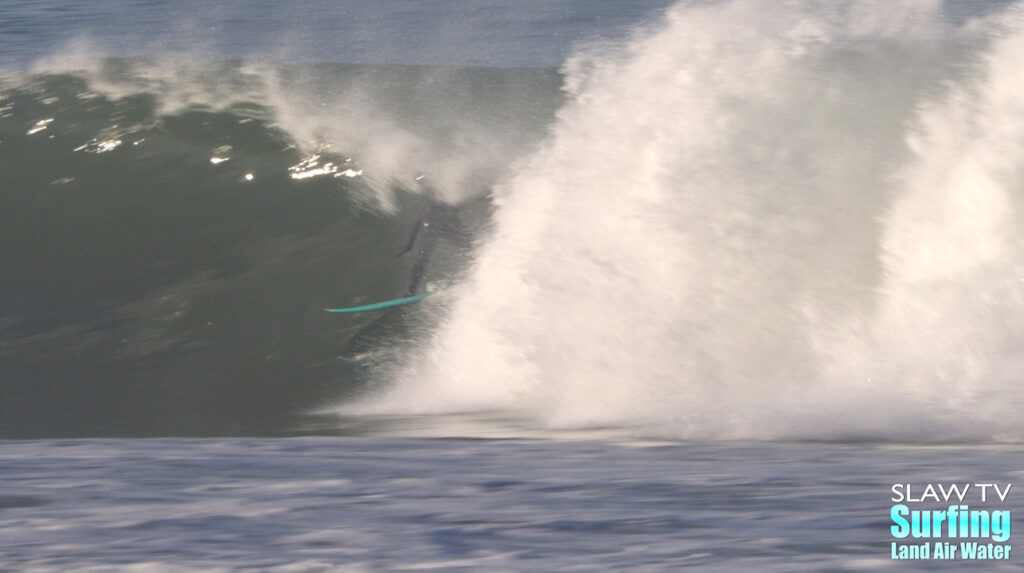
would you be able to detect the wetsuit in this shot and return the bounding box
[398,202,467,296]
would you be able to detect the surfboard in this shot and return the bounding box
[324,292,434,313]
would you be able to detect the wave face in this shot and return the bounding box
[0,60,562,437]
[353,0,1024,442]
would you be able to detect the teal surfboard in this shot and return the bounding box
[324,292,434,313]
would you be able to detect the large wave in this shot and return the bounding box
[350,0,1024,442]
[0,56,561,437]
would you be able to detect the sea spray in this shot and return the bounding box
[810,5,1024,441]
[18,52,561,209]
[356,0,1024,442]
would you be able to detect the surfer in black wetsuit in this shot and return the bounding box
[398,200,469,296]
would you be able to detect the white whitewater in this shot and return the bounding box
[355,0,1024,442]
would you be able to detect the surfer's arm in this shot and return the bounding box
[398,217,424,257]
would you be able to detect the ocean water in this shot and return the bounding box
[2,438,1021,572]
[3,0,1024,570]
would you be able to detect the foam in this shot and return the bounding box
[356,0,1024,442]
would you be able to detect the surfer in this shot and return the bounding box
[398,200,469,296]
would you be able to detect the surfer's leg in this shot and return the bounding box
[405,237,437,296]
[405,257,427,296]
